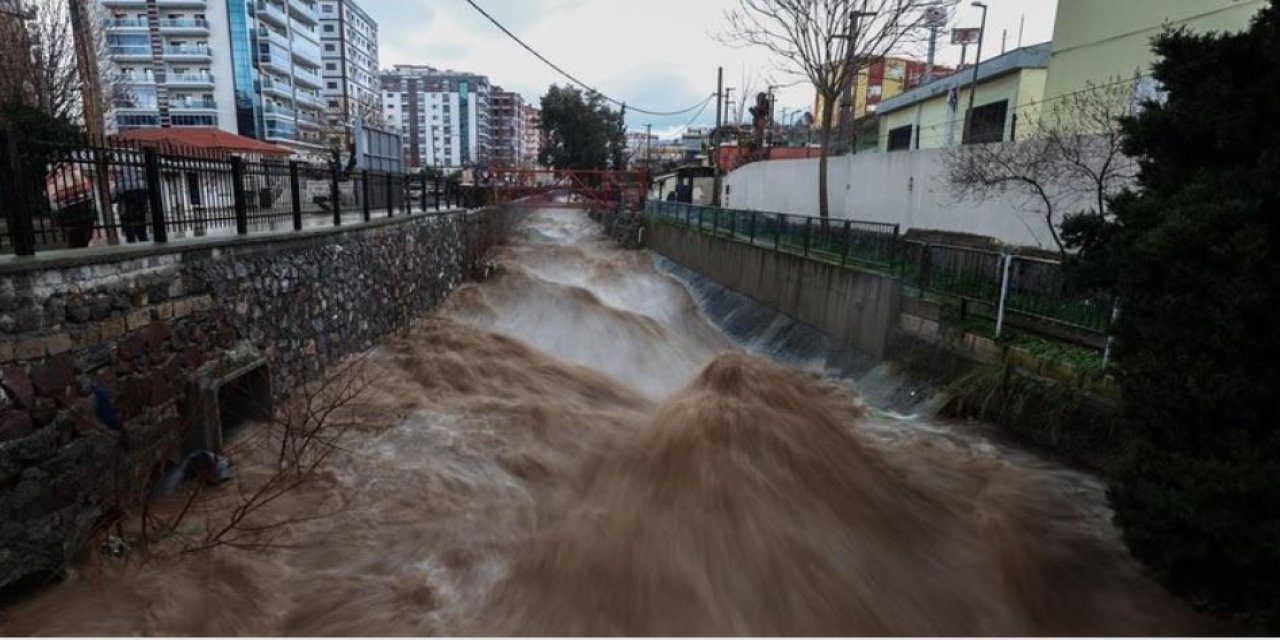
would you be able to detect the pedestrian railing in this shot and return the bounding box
[647,199,1117,343]
[0,131,468,256]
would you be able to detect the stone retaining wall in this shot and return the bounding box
[0,210,482,589]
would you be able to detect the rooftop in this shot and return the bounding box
[116,128,293,157]
[877,42,1052,115]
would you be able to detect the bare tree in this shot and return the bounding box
[0,0,124,123]
[944,77,1141,253]
[722,0,951,220]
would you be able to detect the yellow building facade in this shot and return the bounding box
[1041,0,1265,111]
[877,44,1049,151]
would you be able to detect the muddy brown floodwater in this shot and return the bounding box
[0,208,1211,636]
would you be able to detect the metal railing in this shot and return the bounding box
[646,200,900,269]
[647,199,1116,341]
[0,132,466,257]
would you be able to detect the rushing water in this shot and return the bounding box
[0,208,1209,635]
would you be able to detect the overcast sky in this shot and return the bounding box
[371,0,1058,138]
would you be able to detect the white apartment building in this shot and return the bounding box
[100,0,334,154]
[380,65,491,170]
[319,0,379,128]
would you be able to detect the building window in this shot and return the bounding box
[886,125,913,151]
[964,99,1009,145]
[323,24,334,32]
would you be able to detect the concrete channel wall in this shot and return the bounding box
[0,208,485,590]
[647,223,901,360]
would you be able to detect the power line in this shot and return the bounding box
[669,94,717,138]
[459,0,711,117]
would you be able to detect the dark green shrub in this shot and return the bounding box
[1062,2,1280,630]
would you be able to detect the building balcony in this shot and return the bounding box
[292,66,323,89]
[258,46,292,75]
[257,26,290,50]
[296,111,323,128]
[255,0,288,27]
[169,97,217,110]
[108,45,153,61]
[120,73,156,85]
[166,72,215,86]
[158,17,210,34]
[291,22,319,44]
[162,45,212,59]
[288,0,318,25]
[295,90,324,108]
[259,76,294,100]
[156,0,208,7]
[105,17,148,29]
[263,102,297,119]
[290,36,321,65]
[113,99,159,111]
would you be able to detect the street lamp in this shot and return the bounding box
[964,1,989,144]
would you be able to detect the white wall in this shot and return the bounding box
[723,149,1088,249]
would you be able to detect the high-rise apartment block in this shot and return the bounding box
[489,86,523,167]
[100,0,377,155]
[318,0,378,127]
[380,65,491,169]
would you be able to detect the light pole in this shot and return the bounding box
[964,1,989,144]
[644,123,652,171]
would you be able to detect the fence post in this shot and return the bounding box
[330,164,341,227]
[435,175,442,211]
[775,214,783,251]
[2,130,36,255]
[994,253,1015,338]
[803,217,812,256]
[419,172,428,213]
[920,243,932,292]
[728,209,737,238]
[289,161,303,231]
[360,170,371,221]
[890,224,901,272]
[230,156,248,235]
[144,148,168,243]
[841,220,852,266]
[385,172,394,217]
[712,207,719,234]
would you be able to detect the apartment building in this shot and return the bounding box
[319,0,379,127]
[520,104,541,166]
[380,65,491,169]
[101,0,335,154]
[489,86,523,167]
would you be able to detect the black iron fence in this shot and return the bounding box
[646,199,1117,341]
[646,200,901,269]
[0,131,467,256]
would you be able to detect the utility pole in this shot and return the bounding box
[712,67,723,207]
[964,1,989,145]
[834,10,876,154]
[644,122,652,171]
[68,0,118,240]
[923,6,947,85]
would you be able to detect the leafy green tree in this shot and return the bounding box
[1061,2,1280,630]
[538,85,626,172]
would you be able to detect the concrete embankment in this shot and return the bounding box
[645,220,1124,472]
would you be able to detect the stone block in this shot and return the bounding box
[154,302,175,321]
[125,309,151,332]
[30,355,74,399]
[14,338,46,361]
[101,317,126,340]
[44,334,72,357]
[2,366,34,410]
[0,341,14,364]
[0,410,33,441]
